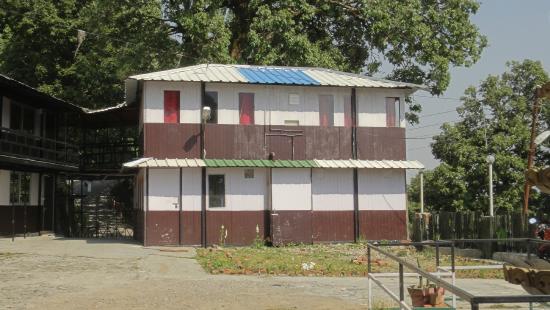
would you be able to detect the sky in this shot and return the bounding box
[405,0,550,178]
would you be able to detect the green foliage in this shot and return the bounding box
[0,0,178,108]
[1,0,487,117]
[409,60,550,213]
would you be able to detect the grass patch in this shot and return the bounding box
[196,243,503,278]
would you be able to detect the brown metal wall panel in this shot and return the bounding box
[233,126,266,159]
[206,211,266,246]
[204,124,235,159]
[181,211,202,245]
[339,127,353,159]
[143,123,200,158]
[0,205,41,236]
[358,210,408,240]
[312,211,354,242]
[356,127,405,160]
[271,210,312,245]
[143,123,402,160]
[231,211,266,245]
[0,206,11,236]
[145,211,179,246]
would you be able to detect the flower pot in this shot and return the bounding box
[428,286,446,306]
[407,286,429,307]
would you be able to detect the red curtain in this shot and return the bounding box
[239,93,254,125]
[164,90,180,123]
[386,97,396,127]
[319,95,334,127]
[344,95,352,128]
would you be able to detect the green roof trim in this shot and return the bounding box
[203,159,318,168]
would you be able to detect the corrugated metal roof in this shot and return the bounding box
[128,64,425,90]
[237,67,320,85]
[123,158,206,168]
[123,158,424,169]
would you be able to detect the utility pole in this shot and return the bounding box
[486,155,495,216]
[419,170,424,213]
[523,82,550,215]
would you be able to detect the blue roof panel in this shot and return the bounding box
[238,67,320,85]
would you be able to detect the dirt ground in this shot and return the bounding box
[0,235,535,310]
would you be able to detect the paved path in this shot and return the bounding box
[0,236,541,309]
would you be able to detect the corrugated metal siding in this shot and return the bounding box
[129,64,424,89]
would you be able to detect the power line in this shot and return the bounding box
[407,146,431,152]
[418,109,458,118]
[413,94,463,101]
[408,120,458,131]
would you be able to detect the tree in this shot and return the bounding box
[1,0,486,112]
[163,0,487,123]
[409,60,550,213]
[0,0,178,108]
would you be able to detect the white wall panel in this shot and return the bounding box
[181,168,201,211]
[356,88,407,128]
[141,81,408,128]
[206,168,267,211]
[148,168,180,211]
[0,170,9,205]
[206,84,268,125]
[272,168,311,211]
[143,81,201,123]
[30,173,39,205]
[358,169,406,211]
[312,169,353,211]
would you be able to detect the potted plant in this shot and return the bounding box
[407,259,446,307]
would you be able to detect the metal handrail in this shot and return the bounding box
[368,242,473,302]
[367,239,550,310]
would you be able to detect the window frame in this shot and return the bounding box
[10,171,31,205]
[208,174,226,208]
[163,90,180,124]
[343,95,352,128]
[239,92,255,125]
[204,91,218,124]
[9,101,35,134]
[385,97,400,128]
[318,94,334,127]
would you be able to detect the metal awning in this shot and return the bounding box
[313,159,424,169]
[123,158,424,169]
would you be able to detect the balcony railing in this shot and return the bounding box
[80,142,140,171]
[0,127,79,165]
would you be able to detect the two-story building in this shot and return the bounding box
[123,64,425,246]
[0,74,139,239]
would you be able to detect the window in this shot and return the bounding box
[244,169,254,179]
[344,95,352,128]
[10,171,31,205]
[288,94,300,105]
[10,103,21,130]
[164,90,180,123]
[208,175,225,208]
[204,91,218,123]
[385,97,400,127]
[284,120,299,126]
[239,93,254,125]
[9,102,35,134]
[319,95,334,127]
